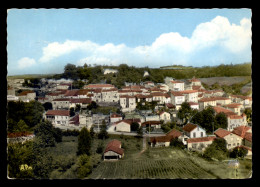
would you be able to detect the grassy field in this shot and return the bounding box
[46,136,252,179]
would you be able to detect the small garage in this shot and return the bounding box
[103,140,124,160]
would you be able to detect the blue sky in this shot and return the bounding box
[7,9,252,75]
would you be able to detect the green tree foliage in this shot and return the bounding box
[215,112,228,129]
[75,104,81,112]
[52,127,63,143]
[137,126,143,137]
[90,126,95,138]
[96,142,104,154]
[170,138,185,149]
[63,63,78,80]
[7,101,45,132]
[15,119,30,132]
[72,80,85,89]
[230,147,248,158]
[70,107,75,117]
[244,108,252,122]
[7,141,34,178]
[62,129,80,136]
[87,101,99,110]
[33,121,57,148]
[203,138,228,161]
[42,102,53,111]
[98,122,109,140]
[77,127,92,156]
[177,102,194,124]
[131,122,140,132]
[77,154,92,178]
[191,106,216,133]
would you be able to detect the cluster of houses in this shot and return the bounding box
[7,75,252,158]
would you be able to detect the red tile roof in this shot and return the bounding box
[188,102,199,106]
[85,84,115,88]
[7,131,34,138]
[53,98,71,101]
[244,132,252,142]
[182,123,197,132]
[142,121,161,126]
[187,136,216,143]
[64,90,80,97]
[171,80,184,84]
[104,139,124,155]
[171,91,184,96]
[110,113,122,118]
[18,90,35,96]
[46,110,70,116]
[119,95,135,98]
[179,90,198,94]
[228,115,243,119]
[232,126,251,138]
[198,98,216,102]
[225,103,242,108]
[135,94,152,99]
[70,98,92,104]
[166,129,182,138]
[69,114,80,125]
[166,103,175,108]
[192,86,202,90]
[213,106,236,116]
[214,128,231,138]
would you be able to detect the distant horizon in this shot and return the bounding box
[7,9,252,75]
[7,61,252,77]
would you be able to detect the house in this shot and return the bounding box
[56,83,70,90]
[101,88,119,103]
[232,126,252,148]
[18,90,36,102]
[150,92,169,105]
[182,123,207,139]
[110,113,123,123]
[150,128,182,147]
[119,95,136,112]
[198,97,217,110]
[188,102,199,110]
[7,95,19,102]
[135,94,153,103]
[114,119,141,132]
[84,84,115,90]
[144,115,160,122]
[143,81,155,88]
[224,103,243,115]
[170,91,185,110]
[179,90,198,103]
[213,106,247,131]
[187,136,216,152]
[143,71,149,77]
[104,139,124,160]
[158,111,171,123]
[45,110,70,128]
[212,97,231,106]
[70,98,92,109]
[141,121,161,129]
[103,68,118,75]
[188,77,201,86]
[233,145,252,157]
[52,98,71,109]
[168,80,185,91]
[214,128,243,150]
[165,103,175,111]
[230,95,252,108]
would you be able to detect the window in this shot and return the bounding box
[193,132,196,138]
[201,132,203,137]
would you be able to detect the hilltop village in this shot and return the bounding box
[7,70,252,160]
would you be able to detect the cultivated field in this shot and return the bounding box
[89,146,252,179]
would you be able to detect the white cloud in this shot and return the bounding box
[37,16,251,68]
[18,57,36,69]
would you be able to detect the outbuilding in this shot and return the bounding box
[104,139,124,160]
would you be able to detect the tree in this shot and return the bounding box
[131,122,140,132]
[52,127,63,143]
[33,120,56,148]
[75,104,81,112]
[77,127,92,156]
[87,101,98,110]
[170,138,185,149]
[230,147,248,158]
[177,102,193,124]
[77,154,92,178]
[63,63,78,80]
[96,142,104,154]
[244,108,252,122]
[137,126,143,137]
[215,112,228,129]
[90,126,95,138]
[98,121,109,140]
[203,138,228,161]
[70,107,75,117]
[43,102,53,111]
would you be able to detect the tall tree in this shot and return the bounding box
[63,63,78,80]
[77,127,92,156]
[215,112,228,129]
[177,102,193,124]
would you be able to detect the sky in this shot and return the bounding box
[7,9,252,75]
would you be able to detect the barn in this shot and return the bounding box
[103,139,124,160]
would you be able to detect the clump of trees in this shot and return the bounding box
[203,138,229,161]
[191,107,227,133]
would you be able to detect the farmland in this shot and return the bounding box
[89,146,252,179]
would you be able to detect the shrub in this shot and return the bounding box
[230,147,248,158]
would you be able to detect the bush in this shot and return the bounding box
[170,138,185,149]
[96,142,104,154]
[230,147,248,158]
